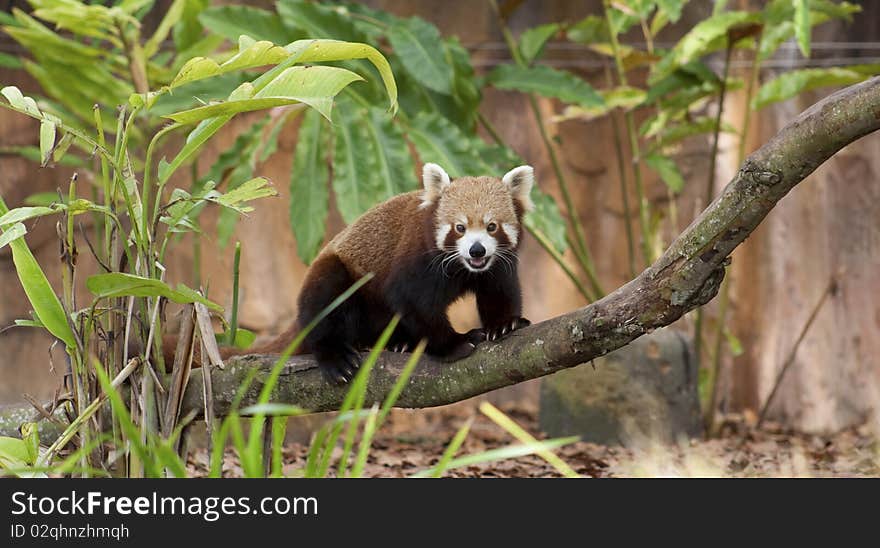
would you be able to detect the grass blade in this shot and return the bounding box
[479,402,580,478]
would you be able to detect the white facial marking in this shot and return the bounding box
[457,229,497,272]
[502,222,519,247]
[435,224,451,250]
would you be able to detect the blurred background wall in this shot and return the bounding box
[1,0,878,433]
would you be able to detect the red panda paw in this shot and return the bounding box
[441,329,485,362]
[485,317,531,342]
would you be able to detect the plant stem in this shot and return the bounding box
[602,0,652,266]
[477,111,505,146]
[756,274,837,429]
[704,46,759,433]
[605,66,636,279]
[527,226,594,302]
[228,242,241,347]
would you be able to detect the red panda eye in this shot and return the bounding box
[455,224,466,234]
[487,223,497,233]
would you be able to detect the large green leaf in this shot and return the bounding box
[753,65,880,110]
[86,273,222,311]
[486,64,603,108]
[331,98,415,223]
[0,196,77,350]
[199,4,297,45]
[165,66,363,123]
[387,16,453,95]
[519,23,559,64]
[289,109,329,264]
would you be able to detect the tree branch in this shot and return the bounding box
[3,77,880,436]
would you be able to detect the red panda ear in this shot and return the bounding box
[421,163,451,208]
[502,165,535,212]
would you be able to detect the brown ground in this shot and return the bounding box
[186,401,880,478]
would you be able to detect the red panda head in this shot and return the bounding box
[420,163,535,273]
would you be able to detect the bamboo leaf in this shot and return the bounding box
[86,273,222,311]
[289,109,329,264]
[0,205,59,228]
[0,196,76,349]
[38,120,56,167]
[486,64,603,108]
[0,222,26,250]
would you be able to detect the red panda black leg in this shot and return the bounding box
[297,253,366,384]
[476,266,530,342]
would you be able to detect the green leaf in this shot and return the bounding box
[199,5,296,46]
[524,190,568,253]
[166,65,365,124]
[652,11,758,82]
[567,15,609,44]
[38,120,56,167]
[0,222,26,250]
[163,116,232,185]
[406,112,521,179]
[86,273,222,311]
[276,0,365,42]
[216,328,256,350]
[289,109,329,264]
[0,436,31,469]
[646,153,685,193]
[0,206,59,228]
[793,0,810,57]
[520,23,559,64]
[486,64,603,108]
[331,99,414,223]
[0,52,23,69]
[657,0,686,22]
[0,196,76,349]
[753,66,879,110]
[1,85,41,116]
[144,0,187,57]
[757,20,794,62]
[207,177,278,213]
[387,16,454,95]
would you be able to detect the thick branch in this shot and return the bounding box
[3,77,880,435]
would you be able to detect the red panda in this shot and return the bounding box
[290,163,535,383]
[166,164,535,384]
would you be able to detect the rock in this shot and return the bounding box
[539,328,702,444]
